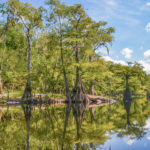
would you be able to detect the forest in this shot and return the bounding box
[1,0,150,150]
[0,0,150,102]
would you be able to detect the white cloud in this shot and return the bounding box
[95,47,112,55]
[105,0,117,7]
[124,136,135,145]
[102,56,150,74]
[146,2,150,6]
[95,49,108,55]
[121,48,133,59]
[147,135,150,140]
[126,139,135,145]
[144,118,150,128]
[144,50,150,61]
[103,56,127,65]
[145,23,150,32]
[138,60,150,74]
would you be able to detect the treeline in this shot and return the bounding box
[0,0,149,99]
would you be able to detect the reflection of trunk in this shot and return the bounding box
[127,110,130,125]
[22,104,32,150]
[27,119,30,150]
[90,107,96,123]
[0,77,2,94]
[72,103,87,139]
[123,75,132,125]
[61,103,71,150]
[63,103,71,137]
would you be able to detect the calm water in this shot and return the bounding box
[0,98,150,150]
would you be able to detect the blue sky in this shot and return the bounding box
[61,0,150,74]
[2,0,150,73]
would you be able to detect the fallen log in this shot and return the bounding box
[87,94,117,103]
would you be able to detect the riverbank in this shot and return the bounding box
[0,92,117,106]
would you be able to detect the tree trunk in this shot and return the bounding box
[60,26,71,101]
[23,81,32,99]
[71,19,89,102]
[89,81,96,95]
[72,40,88,102]
[23,29,32,100]
[0,77,2,94]
[4,15,9,49]
[126,75,129,88]
[72,75,88,103]
[27,29,31,73]
[89,55,96,95]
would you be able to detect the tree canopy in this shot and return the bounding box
[0,0,149,99]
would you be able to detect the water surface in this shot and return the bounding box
[0,98,150,150]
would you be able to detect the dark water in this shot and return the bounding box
[0,98,150,150]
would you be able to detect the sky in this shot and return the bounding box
[1,0,150,73]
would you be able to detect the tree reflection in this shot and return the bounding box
[118,75,147,140]
[90,107,96,123]
[22,104,32,150]
[0,95,150,149]
[72,102,87,139]
[123,75,132,125]
[61,103,71,150]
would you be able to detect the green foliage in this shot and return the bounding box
[0,0,148,98]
